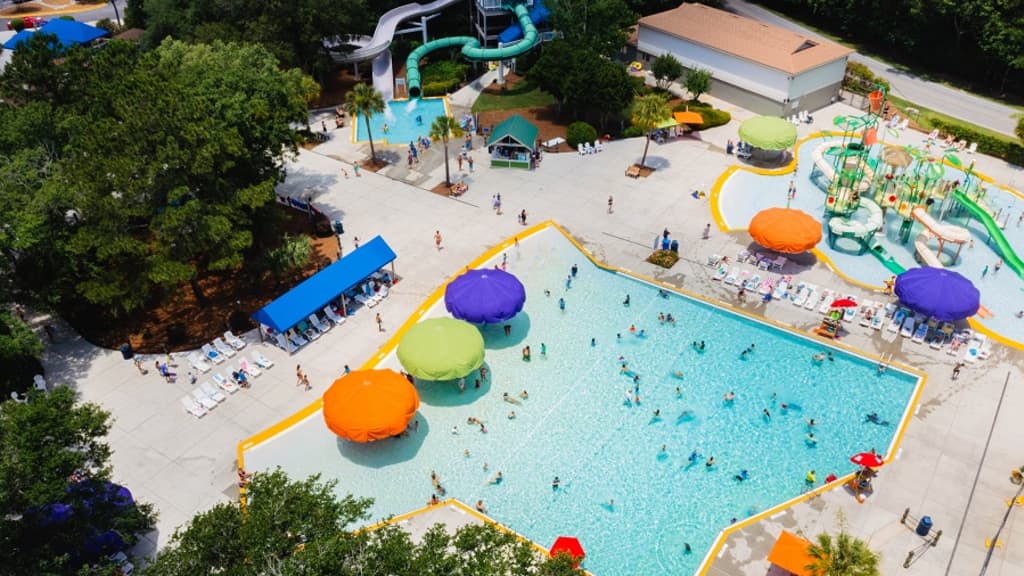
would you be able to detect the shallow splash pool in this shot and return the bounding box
[353,97,448,146]
[242,226,921,576]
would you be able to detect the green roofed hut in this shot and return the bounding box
[487,114,539,169]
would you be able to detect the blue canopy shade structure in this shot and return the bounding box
[894,267,980,321]
[253,236,396,333]
[2,20,108,51]
[445,268,526,323]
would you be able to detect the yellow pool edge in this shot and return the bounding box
[237,219,930,574]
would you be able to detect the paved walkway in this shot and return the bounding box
[35,95,1024,575]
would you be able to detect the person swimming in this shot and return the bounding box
[629,324,637,334]
[658,289,669,298]
[502,392,520,405]
[666,313,675,324]
[652,409,661,419]
[805,470,816,484]
[812,352,825,362]
[865,412,890,425]
[559,297,565,310]
[672,371,684,379]
[763,408,771,419]
[723,391,735,402]
[705,456,716,467]
[591,338,596,347]
[688,451,698,463]
[541,343,547,356]
[658,312,666,323]
[507,411,516,419]
[552,476,561,489]
[623,294,631,306]
[489,471,503,484]
[638,329,647,337]
[675,386,682,397]
[692,340,706,352]
[520,390,529,399]
[522,346,531,361]
[733,469,749,482]
[807,418,816,427]
[806,432,818,444]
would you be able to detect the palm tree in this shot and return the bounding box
[344,83,385,166]
[429,115,464,187]
[632,93,671,169]
[806,526,880,576]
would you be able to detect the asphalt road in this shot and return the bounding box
[724,0,1019,137]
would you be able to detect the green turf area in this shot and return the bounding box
[886,95,1018,146]
[471,81,556,112]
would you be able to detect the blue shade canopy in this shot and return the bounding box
[894,267,980,321]
[3,20,108,51]
[445,268,526,323]
[253,236,396,333]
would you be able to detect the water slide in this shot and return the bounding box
[329,0,464,100]
[406,2,539,98]
[811,141,873,194]
[910,206,971,245]
[952,190,1024,279]
[828,197,883,241]
[914,231,945,267]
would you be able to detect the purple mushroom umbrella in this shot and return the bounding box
[894,267,980,321]
[445,269,526,324]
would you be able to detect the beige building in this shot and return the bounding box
[635,3,854,115]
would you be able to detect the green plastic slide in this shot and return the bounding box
[407,2,538,98]
[952,190,1024,279]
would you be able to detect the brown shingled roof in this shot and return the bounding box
[638,3,853,75]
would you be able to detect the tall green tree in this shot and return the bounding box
[632,93,671,168]
[529,40,636,125]
[345,83,386,166]
[651,54,684,90]
[549,0,637,57]
[0,387,155,575]
[429,115,465,187]
[805,518,881,576]
[684,68,712,101]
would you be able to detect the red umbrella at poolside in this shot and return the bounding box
[850,452,884,468]
[830,298,857,308]
[550,536,585,567]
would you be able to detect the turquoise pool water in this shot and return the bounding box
[718,135,1024,342]
[353,98,448,146]
[243,227,920,576]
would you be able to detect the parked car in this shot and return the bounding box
[7,16,47,31]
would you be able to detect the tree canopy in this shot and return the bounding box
[651,54,684,89]
[685,68,713,101]
[0,38,310,317]
[548,0,637,58]
[632,93,671,167]
[143,469,584,576]
[0,387,155,574]
[529,40,637,127]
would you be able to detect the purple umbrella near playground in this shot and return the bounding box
[894,267,980,321]
[445,268,526,324]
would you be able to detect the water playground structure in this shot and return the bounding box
[808,88,1023,278]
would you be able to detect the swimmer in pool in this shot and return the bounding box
[807,418,816,427]
[633,375,640,384]
[639,329,647,337]
[623,294,631,306]
[629,325,637,334]
[507,411,516,419]
[780,403,790,411]
[559,297,565,310]
[591,338,596,347]
[541,343,547,356]
[705,456,716,467]
[812,352,825,362]
[806,432,817,444]
[502,392,520,405]
[676,386,682,397]
[688,451,698,463]
[658,312,666,323]
[666,313,676,325]
[520,390,529,399]
[552,476,560,489]
[733,470,749,482]
[763,408,771,419]
[673,371,684,379]
[805,470,816,484]
[652,409,661,420]
[723,391,735,402]
[489,471,503,484]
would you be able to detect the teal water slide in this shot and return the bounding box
[406,2,538,98]
[952,190,1024,279]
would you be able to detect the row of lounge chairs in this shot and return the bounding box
[181,351,275,419]
[577,141,604,155]
[187,331,247,372]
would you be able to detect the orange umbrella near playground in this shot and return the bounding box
[322,369,419,442]
[550,536,585,567]
[748,207,823,254]
[673,110,704,125]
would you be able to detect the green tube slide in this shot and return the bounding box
[407,2,538,98]
[952,190,1024,279]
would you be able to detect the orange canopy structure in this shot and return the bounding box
[673,110,704,125]
[767,530,814,576]
[748,207,823,254]
[322,369,419,442]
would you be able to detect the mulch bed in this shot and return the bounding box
[69,206,339,353]
[474,73,576,153]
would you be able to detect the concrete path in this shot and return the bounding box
[34,96,1024,575]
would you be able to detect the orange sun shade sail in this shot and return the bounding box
[748,207,823,254]
[767,530,814,576]
[673,111,704,125]
[322,369,419,442]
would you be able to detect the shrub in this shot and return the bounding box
[622,125,645,138]
[692,108,731,130]
[928,118,1024,166]
[1017,115,1024,144]
[421,60,468,84]
[58,15,76,21]
[843,61,890,94]
[95,18,119,34]
[9,19,25,32]
[647,250,679,269]
[421,79,461,97]
[566,121,597,148]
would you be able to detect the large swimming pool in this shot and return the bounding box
[242,226,921,576]
[353,97,448,146]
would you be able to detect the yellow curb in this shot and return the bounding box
[1,1,105,18]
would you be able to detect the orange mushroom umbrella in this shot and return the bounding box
[748,207,823,254]
[673,110,704,125]
[322,369,419,442]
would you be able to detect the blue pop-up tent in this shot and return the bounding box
[2,19,108,51]
[252,235,396,335]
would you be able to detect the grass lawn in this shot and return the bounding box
[886,94,1019,146]
[471,80,556,112]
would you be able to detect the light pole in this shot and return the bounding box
[979,467,1024,575]
[109,1,122,27]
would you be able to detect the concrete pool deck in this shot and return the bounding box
[32,94,1024,574]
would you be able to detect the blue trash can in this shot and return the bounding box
[670,240,679,253]
[915,516,932,537]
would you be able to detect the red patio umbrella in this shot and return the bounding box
[550,536,585,567]
[830,298,857,308]
[850,452,884,468]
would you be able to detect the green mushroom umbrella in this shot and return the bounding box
[738,116,798,151]
[397,318,484,381]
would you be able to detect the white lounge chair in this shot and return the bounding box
[578,143,585,155]
[887,309,907,333]
[324,305,345,325]
[594,140,604,152]
[818,290,837,314]
[187,352,212,373]
[773,280,790,301]
[843,302,859,322]
[757,258,771,271]
[354,293,377,308]
[223,331,246,350]
[744,274,761,292]
[967,142,977,154]
[252,351,275,369]
[180,396,207,419]
[33,374,47,392]
[737,249,750,263]
[792,284,813,307]
[723,267,739,285]
[711,266,728,281]
[199,381,226,403]
[859,302,876,327]
[10,391,27,403]
[911,323,929,344]
[928,333,945,350]
[962,338,981,363]
[288,331,309,348]
[212,373,239,394]
[976,335,992,360]
[239,359,261,378]
[191,388,218,411]
[273,333,290,351]
[899,317,916,338]
[584,142,595,154]
[309,313,331,334]
[771,256,788,271]
[202,344,225,364]
[213,338,237,357]
[899,118,909,130]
